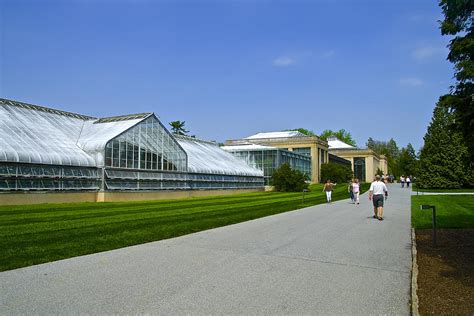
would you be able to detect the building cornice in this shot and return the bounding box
[226,136,328,148]
[329,148,383,159]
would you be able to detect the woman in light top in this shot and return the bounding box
[323,179,336,204]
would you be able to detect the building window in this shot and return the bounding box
[293,147,311,157]
[320,149,326,164]
[354,157,366,182]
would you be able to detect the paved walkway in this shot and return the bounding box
[0,184,412,314]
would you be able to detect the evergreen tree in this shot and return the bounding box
[169,121,189,136]
[398,143,417,177]
[387,139,400,160]
[438,0,474,158]
[366,137,376,150]
[418,104,469,188]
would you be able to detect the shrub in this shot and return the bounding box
[320,163,353,184]
[271,163,309,192]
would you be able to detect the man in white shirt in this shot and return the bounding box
[406,176,411,188]
[369,175,388,221]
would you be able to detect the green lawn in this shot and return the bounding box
[411,195,474,229]
[0,183,369,271]
[412,183,474,193]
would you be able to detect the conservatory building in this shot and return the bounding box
[225,131,328,183]
[0,98,263,204]
[221,144,311,185]
[327,137,388,182]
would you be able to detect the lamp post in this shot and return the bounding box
[420,204,437,247]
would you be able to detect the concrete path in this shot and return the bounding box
[0,184,412,314]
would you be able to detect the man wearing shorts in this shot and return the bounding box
[368,175,388,221]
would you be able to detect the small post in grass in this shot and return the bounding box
[302,189,309,205]
[420,204,437,247]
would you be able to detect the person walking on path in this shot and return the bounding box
[406,176,411,188]
[352,178,360,204]
[323,179,336,204]
[400,176,405,188]
[348,180,354,203]
[369,175,388,221]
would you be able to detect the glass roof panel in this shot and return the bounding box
[0,99,146,167]
[0,101,96,166]
[175,135,263,176]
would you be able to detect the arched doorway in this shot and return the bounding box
[354,157,366,182]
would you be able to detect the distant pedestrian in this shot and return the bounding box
[369,175,388,221]
[400,176,405,188]
[348,180,354,203]
[406,176,411,188]
[323,179,336,204]
[352,178,360,204]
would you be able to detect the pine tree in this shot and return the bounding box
[398,143,417,177]
[438,0,474,159]
[169,121,189,136]
[418,104,469,188]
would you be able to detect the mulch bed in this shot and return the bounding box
[416,229,474,315]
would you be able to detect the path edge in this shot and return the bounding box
[411,228,420,316]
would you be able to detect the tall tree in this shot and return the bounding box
[367,138,399,158]
[320,129,356,146]
[398,143,418,177]
[386,139,400,160]
[418,103,469,188]
[366,137,376,150]
[169,121,189,136]
[366,137,400,175]
[438,0,474,158]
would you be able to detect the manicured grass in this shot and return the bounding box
[0,183,369,271]
[412,183,474,193]
[412,195,474,229]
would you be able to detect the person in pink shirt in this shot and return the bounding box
[351,178,360,204]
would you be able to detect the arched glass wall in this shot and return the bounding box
[104,117,187,172]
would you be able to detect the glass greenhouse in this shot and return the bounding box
[221,144,311,185]
[0,98,264,191]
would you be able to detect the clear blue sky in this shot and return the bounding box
[1,0,453,151]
